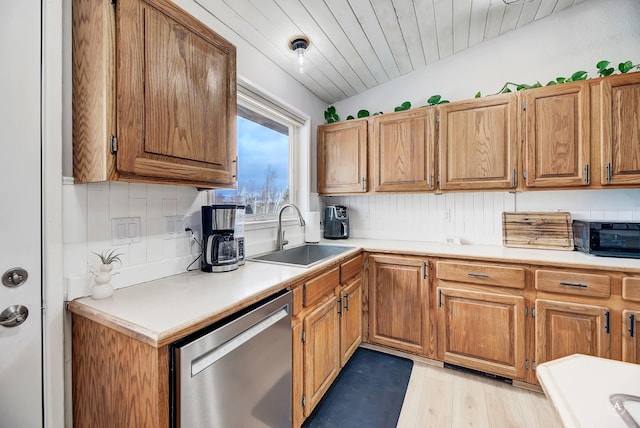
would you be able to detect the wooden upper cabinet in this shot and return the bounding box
[438,93,518,191]
[318,119,368,194]
[73,0,237,188]
[522,82,590,188]
[600,72,640,185]
[370,107,437,192]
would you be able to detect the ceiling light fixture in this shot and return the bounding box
[289,36,309,74]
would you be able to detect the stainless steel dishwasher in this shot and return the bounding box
[170,290,292,427]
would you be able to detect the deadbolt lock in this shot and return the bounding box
[2,268,28,287]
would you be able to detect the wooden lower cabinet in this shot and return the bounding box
[303,296,340,417]
[368,255,429,355]
[622,309,640,363]
[437,287,526,380]
[72,314,169,428]
[292,321,304,428]
[535,299,611,366]
[340,276,363,366]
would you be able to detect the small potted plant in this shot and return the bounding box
[90,249,123,299]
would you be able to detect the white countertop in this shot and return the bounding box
[68,239,640,347]
[537,354,640,428]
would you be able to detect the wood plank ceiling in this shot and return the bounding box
[194,0,585,104]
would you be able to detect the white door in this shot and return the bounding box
[0,0,44,426]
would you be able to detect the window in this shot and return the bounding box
[214,82,305,221]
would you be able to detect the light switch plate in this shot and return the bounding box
[111,217,142,245]
[165,215,189,239]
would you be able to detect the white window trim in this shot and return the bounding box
[211,77,311,226]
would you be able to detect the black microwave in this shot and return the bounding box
[573,220,640,258]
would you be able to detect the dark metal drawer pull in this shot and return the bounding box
[559,281,588,288]
[630,314,635,338]
[467,273,489,279]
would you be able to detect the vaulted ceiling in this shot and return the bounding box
[194,0,586,104]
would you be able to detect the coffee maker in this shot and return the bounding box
[202,205,239,272]
[324,205,349,239]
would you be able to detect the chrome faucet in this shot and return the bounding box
[276,204,306,251]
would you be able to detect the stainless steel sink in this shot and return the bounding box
[248,244,355,268]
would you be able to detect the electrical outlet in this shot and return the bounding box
[111,217,141,245]
[440,209,451,223]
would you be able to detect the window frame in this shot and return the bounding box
[212,79,309,229]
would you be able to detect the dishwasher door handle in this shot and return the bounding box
[191,305,289,377]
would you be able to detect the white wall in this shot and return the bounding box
[332,0,640,118]
[324,0,640,246]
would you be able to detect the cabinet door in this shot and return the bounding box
[292,321,304,428]
[117,0,237,185]
[437,287,526,380]
[340,276,362,367]
[523,82,590,187]
[318,119,368,194]
[535,299,610,366]
[438,93,518,191]
[622,309,640,364]
[303,296,340,417]
[369,255,428,354]
[601,72,640,185]
[370,108,436,192]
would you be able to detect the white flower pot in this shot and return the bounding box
[90,264,114,299]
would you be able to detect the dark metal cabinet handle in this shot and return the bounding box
[605,311,610,334]
[337,298,342,316]
[585,164,590,185]
[560,281,588,288]
[607,163,612,183]
[423,262,428,279]
[630,314,636,338]
[467,273,489,279]
[344,294,349,311]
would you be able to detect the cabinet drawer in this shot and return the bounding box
[340,254,362,283]
[304,267,340,307]
[535,269,611,298]
[622,277,640,303]
[435,261,525,289]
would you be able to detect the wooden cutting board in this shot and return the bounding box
[502,212,574,250]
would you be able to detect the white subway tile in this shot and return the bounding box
[618,210,633,221]
[63,242,88,276]
[63,184,88,244]
[129,183,147,199]
[163,185,177,199]
[87,181,109,192]
[129,241,147,265]
[87,189,110,242]
[109,182,129,218]
[163,198,177,217]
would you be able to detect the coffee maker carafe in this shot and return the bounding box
[202,205,239,272]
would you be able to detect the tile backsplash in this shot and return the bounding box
[323,189,640,245]
[63,179,208,300]
[63,179,640,300]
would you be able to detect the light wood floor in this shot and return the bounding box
[396,361,562,428]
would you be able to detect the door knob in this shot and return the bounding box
[2,268,28,287]
[0,305,29,327]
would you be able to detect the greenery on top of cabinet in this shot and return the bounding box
[324,58,640,124]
